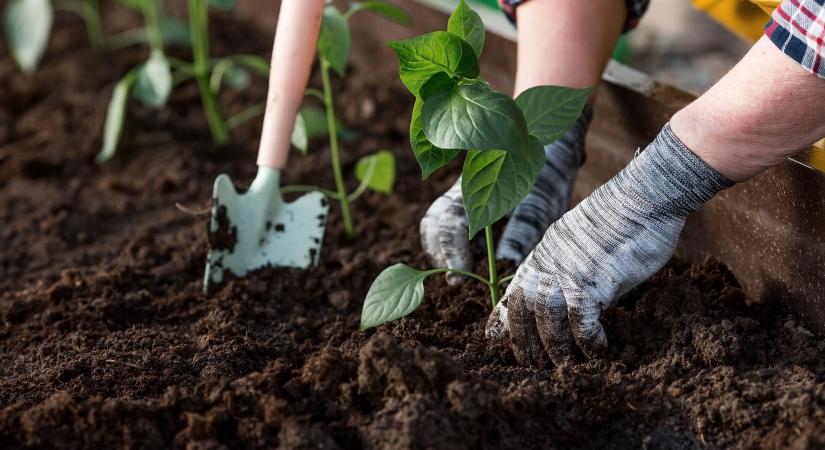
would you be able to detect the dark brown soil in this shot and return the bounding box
[2,7,825,450]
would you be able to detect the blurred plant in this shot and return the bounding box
[360,0,590,330]
[3,0,104,73]
[96,0,269,162]
[294,0,411,238]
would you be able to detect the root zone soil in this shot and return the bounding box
[2,9,825,450]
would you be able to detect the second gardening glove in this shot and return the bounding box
[485,124,733,366]
[420,104,593,285]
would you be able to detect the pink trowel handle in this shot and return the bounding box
[256,0,325,170]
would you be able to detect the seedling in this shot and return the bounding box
[360,0,590,330]
[286,0,412,238]
[96,0,270,162]
[3,0,104,73]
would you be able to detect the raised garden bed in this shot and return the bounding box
[2,5,825,449]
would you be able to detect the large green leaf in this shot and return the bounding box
[515,86,591,145]
[360,264,434,330]
[317,6,351,76]
[387,31,479,96]
[461,136,545,237]
[410,97,459,179]
[447,0,484,58]
[3,0,52,74]
[97,69,140,163]
[348,1,411,27]
[355,150,396,194]
[132,51,173,108]
[422,82,529,153]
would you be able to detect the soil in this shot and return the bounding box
[2,6,825,450]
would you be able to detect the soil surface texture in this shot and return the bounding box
[2,7,825,450]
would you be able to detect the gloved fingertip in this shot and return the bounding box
[485,300,510,340]
[445,271,465,286]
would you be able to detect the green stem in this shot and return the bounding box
[347,155,377,202]
[428,268,492,286]
[498,274,515,285]
[81,0,104,50]
[141,0,163,54]
[320,57,354,238]
[225,103,265,129]
[188,0,228,143]
[304,88,325,102]
[485,225,500,307]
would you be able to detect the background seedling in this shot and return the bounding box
[360,0,590,330]
[3,0,104,73]
[96,0,270,162]
[285,0,411,238]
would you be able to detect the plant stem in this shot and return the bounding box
[188,0,228,143]
[429,268,492,286]
[81,0,104,50]
[320,57,354,238]
[142,0,164,54]
[485,225,500,307]
[498,274,515,285]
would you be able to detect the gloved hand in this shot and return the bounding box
[420,105,593,285]
[485,124,733,366]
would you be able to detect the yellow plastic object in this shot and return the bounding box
[750,0,781,16]
[692,0,770,42]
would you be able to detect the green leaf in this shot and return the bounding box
[97,69,140,164]
[387,31,479,96]
[348,1,411,27]
[317,6,351,76]
[461,136,545,237]
[447,0,484,58]
[3,0,52,74]
[515,86,591,145]
[223,65,250,90]
[208,0,234,10]
[410,97,459,178]
[360,264,433,330]
[227,54,270,76]
[291,112,308,155]
[132,51,173,108]
[355,150,396,194]
[159,16,191,47]
[300,105,330,139]
[422,82,529,153]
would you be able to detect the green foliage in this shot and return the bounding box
[347,1,411,26]
[362,0,591,330]
[446,0,484,57]
[355,150,396,194]
[97,68,140,163]
[132,51,173,107]
[360,264,431,331]
[317,6,351,76]
[387,31,479,96]
[207,0,234,10]
[3,0,53,74]
[515,86,592,144]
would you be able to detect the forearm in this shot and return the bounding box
[514,0,625,96]
[671,37,825,182]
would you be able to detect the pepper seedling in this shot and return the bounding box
[3,0,105,74]
[359,0,590,330]
[96,0,270,162]
[285,0,412,238]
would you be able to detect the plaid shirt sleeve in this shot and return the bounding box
[765,0,825,79]
[499,0,650,32]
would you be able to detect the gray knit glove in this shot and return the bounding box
[420,105,592,285]
[485,124,733,366]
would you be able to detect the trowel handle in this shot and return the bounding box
[256,0,325,169]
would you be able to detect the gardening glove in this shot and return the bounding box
[485,124,733,366]
[420,104,593,286]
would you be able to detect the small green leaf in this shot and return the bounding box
[355,150,396,194]
[318,6,351,76]
[348,1,411,26]
[410,97,459,178]
[228,54,270,76]
[360,264,433,330]
[447,0,484,57]
[132,51,173,108]
[515,86,591,145]
[461,136,545,237]
[387,31,479,96]
[208,0,234,10]
[3,0,52,74]
[97,69,140,164]
[223,65,251,90]
[422,82,529,153]
[300,105,330,139]
[291,112,308,155]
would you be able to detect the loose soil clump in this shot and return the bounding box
[2,9,825,450]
